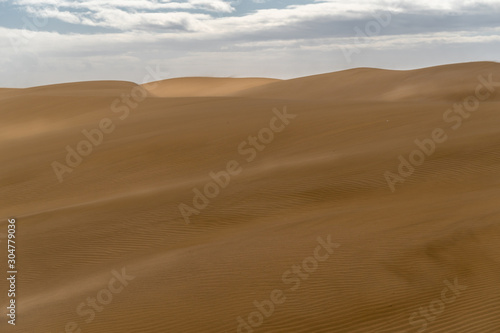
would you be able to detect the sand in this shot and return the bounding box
[1,62,500,332]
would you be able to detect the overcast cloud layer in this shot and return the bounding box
[1,0,499,87]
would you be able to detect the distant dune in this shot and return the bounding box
[235,61,500,102]
[1,62,500,332]
[142,77,280,97]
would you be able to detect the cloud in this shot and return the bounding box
[11,0,232,31]
[6,0,500,33]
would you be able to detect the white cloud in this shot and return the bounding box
[13,0,234,31]
[9,0,500,32]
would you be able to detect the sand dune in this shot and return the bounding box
[22,81,141,96]
[142,77,280,97]
[1,62,500,332]
[236,61,500,102]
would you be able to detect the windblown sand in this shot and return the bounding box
[1,62,500,332]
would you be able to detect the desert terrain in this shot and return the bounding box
[1,61,500,332]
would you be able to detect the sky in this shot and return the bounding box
[0,0,500,87]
